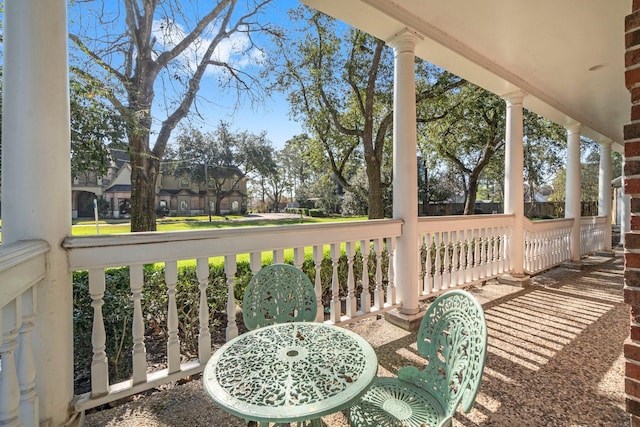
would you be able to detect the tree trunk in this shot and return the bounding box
[464,174,480,215]
[366,159,385,219]
[130,141,159,231]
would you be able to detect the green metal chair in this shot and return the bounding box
[348,290,488,427]
[242,263,318,331]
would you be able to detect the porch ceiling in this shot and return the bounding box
[301,0,630,152]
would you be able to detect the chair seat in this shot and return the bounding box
[348,377,449,427]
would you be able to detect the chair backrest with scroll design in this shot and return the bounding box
[242,263,317,331]
[398,289,488,417]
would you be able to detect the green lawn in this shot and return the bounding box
[0,215,366,241]
[71,215,365,236]
[70,215,366,268]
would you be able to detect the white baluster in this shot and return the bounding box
[532,232,537,272]
[423,234,433,295]
[494,230,501,275]
[130,264,147,385]
[459,231,466,285]
[196,258,212,360]
[531,233,537,272]
[345,242,357,318]
[17,287,38,426]
[466,229,473,284]
[0,300,20,427]
[442,232,450,290]
[386,237,396,306]
[527,233,538,271]
[433,233,442,292]
[478,228,487,279]
[555,230,562,265]
[452,231,460,286]
[360,239,371,314]
[250,252,262,276]
[471,228,482,282]
[88,269,108,396]
[312,246,324,322]
[165,262,180,374]
[546,231,552,269]
[488,229,495,278]
[493,229,500,274]
[507,227,513,273]
[546,231,552,267]
[498,227,506,274]
[293,247,305,270]
[330,243,341,323]
[272,249,284,264]
[373,239,384,310]
[524,231,531,271]
[224,256,238,342]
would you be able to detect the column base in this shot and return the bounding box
[561,260,583,270]
[595,250,615,257]
[497,274,531,287]
[384,309,425,332]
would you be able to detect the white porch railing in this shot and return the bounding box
[0,240,49,427]
[0,214,609,420]
[523,218,573,274]
[417,214,515,294]
[580,216,607,256]
[62,219,403,412]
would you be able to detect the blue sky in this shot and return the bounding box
[186,0,305,149]
[68,0,307,150]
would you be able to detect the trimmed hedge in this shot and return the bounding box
[309,209,325,217]
[284,207,309,216]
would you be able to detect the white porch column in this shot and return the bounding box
[389,29,421,316]
[502,91,527,279]
[3,0,73,425]
[598,139,613,252]
[565,123,582,262]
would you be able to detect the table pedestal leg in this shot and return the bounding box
[254,419,322,427]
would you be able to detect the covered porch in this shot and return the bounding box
[0,0,635,426]
[81,253,627,426]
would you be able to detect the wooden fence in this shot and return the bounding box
[420,201,598,218]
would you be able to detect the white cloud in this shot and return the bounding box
[152,19,263,75]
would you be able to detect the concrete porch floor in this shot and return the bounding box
[84,251,628,426]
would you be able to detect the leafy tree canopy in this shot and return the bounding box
[70,76,127,179]
[69,0,277,231]
[170,122,275,215]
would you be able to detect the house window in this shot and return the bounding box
[208,179,215,188]
[180,178,189,188]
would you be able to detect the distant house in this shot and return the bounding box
[71,149,248,218]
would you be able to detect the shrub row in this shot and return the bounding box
[282,207,327,217]
[284,207,309,216]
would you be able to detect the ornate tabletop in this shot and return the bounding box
[203,322,378,425]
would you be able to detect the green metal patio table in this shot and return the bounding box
[203,322,378,426]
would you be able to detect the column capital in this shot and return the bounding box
[597,138,613,148]
[387,28,423,53]
[565,121,581,134]
[501,90,527,105]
